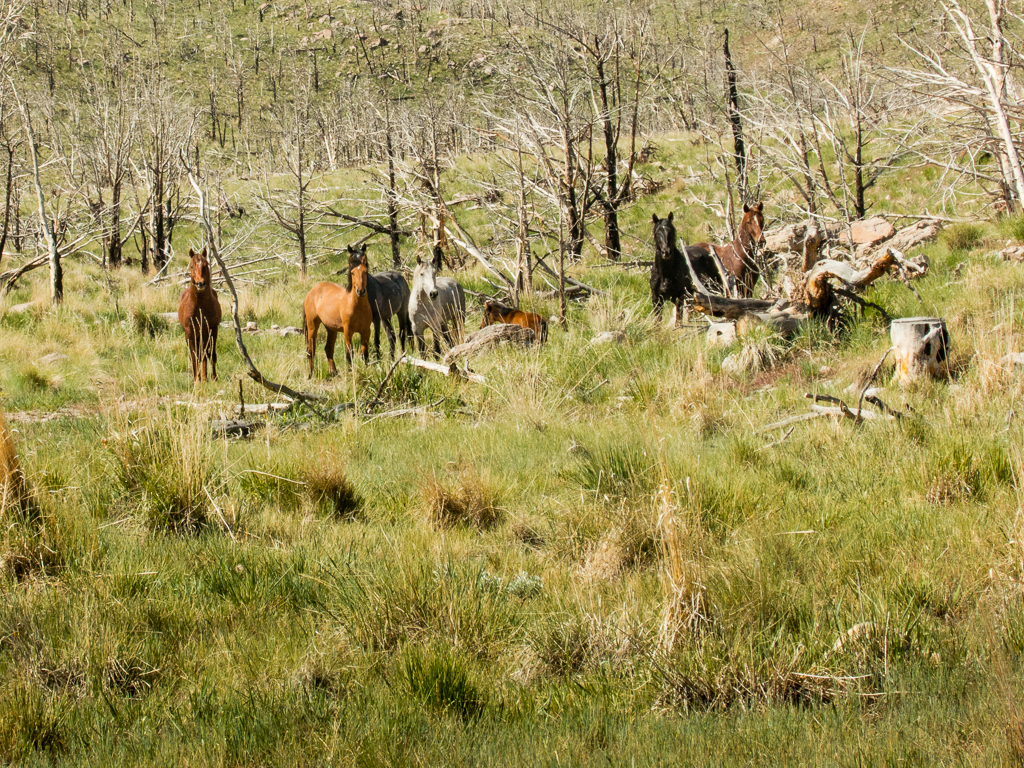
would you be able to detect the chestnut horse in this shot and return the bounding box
[178,247,222,381]
[480,299,548,343]
[693,202,766,297]
[302,245,372,377]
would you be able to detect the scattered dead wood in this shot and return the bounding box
[759,392,898,433]
[405,355,486,384]
[443,323,536,365]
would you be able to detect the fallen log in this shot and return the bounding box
[406,355,486,384]
[736,311,807,338]
[692,292,774,320]
[443,323,536,365]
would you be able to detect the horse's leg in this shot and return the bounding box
[307,318,320,378]
[185,327,199,381]
[433,324,442,357]
[325,329,339,376]
[210,325,218,381]
[384,319,397,359]
[372,315,382,360]
[670,302,679,328]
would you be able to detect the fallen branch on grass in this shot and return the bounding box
[759,392,898,433]
[405,355,486,384]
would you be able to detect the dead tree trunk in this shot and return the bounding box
[723,28,746,197]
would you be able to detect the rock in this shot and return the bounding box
[998,245,1024,262]
[838,217,896,247]
[8,302,36,314]
[275,326,303,336]
[159,312,179,323]
[243,321,258,332]
[1003,352,1024,366]
[38,353,68,366]
[706,322,737,347]
[591,330,626,345]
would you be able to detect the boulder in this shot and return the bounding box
[38,352,68,366]
[8,302,36,314]
[838,217,895,247]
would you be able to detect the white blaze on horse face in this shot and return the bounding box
[415,259,440,300]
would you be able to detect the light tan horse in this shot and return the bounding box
[302,245,372,378]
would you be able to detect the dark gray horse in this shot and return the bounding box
[367,270,412,359]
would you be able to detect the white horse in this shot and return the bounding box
[409,251,466,355]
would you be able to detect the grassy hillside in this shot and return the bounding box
[2,125,1024,763]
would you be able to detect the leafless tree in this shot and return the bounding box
[895,0,1024,211]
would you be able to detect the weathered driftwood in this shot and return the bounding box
[876,220,941,257]
[736,311,807,338]
[764,221,824,272]
[707,321,737,346]
[759,392,897,432]
[406,355,486,384]
[837,217,895,248]
[692,292,774,320]
[443,323,536,364]
[890,317,948,384]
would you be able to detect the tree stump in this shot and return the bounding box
[890,317,949,383]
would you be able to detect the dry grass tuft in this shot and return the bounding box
[657,481,709,651]
[582,504,659,581]
[302,458,362,520]
[421,469,504,531]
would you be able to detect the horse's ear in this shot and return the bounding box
[188,247,196,259]
[667,211,674,223]
[346,245,354,255]
[651,213,659,223]
[754,201,763,212]
[743,203,751,213]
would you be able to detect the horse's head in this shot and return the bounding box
[188,247,212,291]
[741,202,766,249]
[652,212,677,260]
[480,299,501,329]
[413,250,442,300]
[347,245,368,298]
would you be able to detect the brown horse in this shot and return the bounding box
[178,247,222,382]
[302,245,372,377]
[480,299,548,343]
[693,202,766,297]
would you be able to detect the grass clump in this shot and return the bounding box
[998,213,1024,243]
[565,442,661,500]
[400,644,486,721]
[925,442,982,505]
[302,457,362,520]
[941,222,985,253]
[130,306,170,338]
[421,468,504,530]
[106,410,219,534]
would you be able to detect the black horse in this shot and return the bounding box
[650,212,724,321]
[367,270,412,359]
